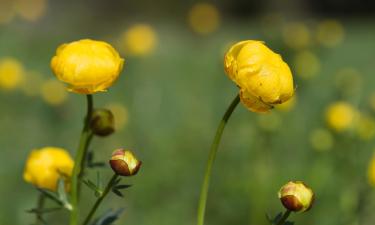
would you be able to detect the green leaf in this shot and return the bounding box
[26,207,62,214]
[284,222,294,225]
[112,188,124,198]
[82,178,103,197]
[114,184,132,190]
[57,179,72,210]
[36,188,63,206]
[90,208,124,225]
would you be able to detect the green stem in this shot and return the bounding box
[70,95,94,225]
[82,174,119,225]
[196,94,240,225]
[35,193,45,225]
[275,210,291,225]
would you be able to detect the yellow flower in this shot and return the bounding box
[0,57,24,90]
[188,3,220,35]
[368,154,375,187]
[278,181,314,212]
[316,19,344,48]
[51,39,124,94]
[121,24,157,56]
[41,79,68,106]
[23,147,74,191]
[325,102,357,132]
[224,40,294,113]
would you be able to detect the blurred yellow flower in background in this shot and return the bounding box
[334,67,362,97]
[293,50,321,79]
[276,95,297,112]
[282,22,311,50]
[23,147,74,191]
[121,24,157,56]
[355,114,375,141]
[105,102,129,131]
[367,154,375,187]
[224,40,294,113]
[325,102,357,132]
[41,79,68,106]
[0,0,15,24]
[309,128,334,152]
[15,0,47,22]
[51,39,124,94]
[0,57,24,90]
[316,19,345,48]
[188,3,220,35]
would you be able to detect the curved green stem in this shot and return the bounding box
[35,193,45,225]
[70,95,94,225]
[276,210,291,225]
[82,174,119,225]
[196,94,240,225]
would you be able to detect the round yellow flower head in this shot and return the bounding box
[51,39,124,94]
[122,24,157,56]
[224,40,294,113]
[0,57,24,90]
[325,102,357,132]
[278,181,314,213]
[23,147,74,191]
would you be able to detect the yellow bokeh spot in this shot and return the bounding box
[355,114,375,141]
[21,71,44,97]
[334,67,362,97]
[0,57,24,90]
[105,103,129,131]
[316,19,345,48]
[293,50,321,79]
[122,24,157,56]
[325,102,357,132]
[282,22,311,50]
[367,154,375,187]
[276,96,297,112]
[188,3,220,35]
[309,128,334,152]
[257,113,282,132]
[41,79,68,106]
[15,0,47,22]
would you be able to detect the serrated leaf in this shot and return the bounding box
[115,184,132,190]
[90,208,124,225]
[112,188,124,198]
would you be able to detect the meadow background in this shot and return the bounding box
[1,0,375,224]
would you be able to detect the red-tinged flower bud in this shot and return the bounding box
[90,109,115,137]
[278,181,314,212]
[109,149,142,176]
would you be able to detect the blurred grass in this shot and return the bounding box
[1,12,375,225]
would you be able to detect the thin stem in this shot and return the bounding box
[35,193,45,225]
[196,94,240,225]
[275,210,291,225]
[82,174,119,225]
[70,95,94,225]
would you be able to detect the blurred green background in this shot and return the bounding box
[1,0,375,225]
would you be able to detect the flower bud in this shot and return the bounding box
[90,109,115,137]
[109,149,142,176]
[278,181,314,212]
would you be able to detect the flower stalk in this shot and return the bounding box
[196,94,240,225]
[69,94,94,225]
[275,210,291,225]
[82,174,119,225]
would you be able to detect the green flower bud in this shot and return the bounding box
[278,181,314,212]
[109,149,142,176]
[90,109,115,136]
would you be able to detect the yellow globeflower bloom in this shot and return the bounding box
[0,57,24,90]
[224,40,294,113]
[316,19,344,48]
[188,3,220,35]
[368,154,375,187]
[15,0,47,22]
[325,102,357,132]
[122,24,157,56]
[51,39,124,94]
[41,79,68,106]
[23,147,74,191]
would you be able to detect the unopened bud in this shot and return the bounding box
[278,181,314,212]
[109,149,142,176]
[90,109,115,136]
